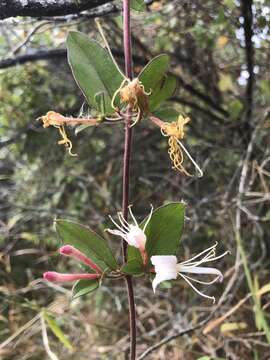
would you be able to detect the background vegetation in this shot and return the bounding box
[0,0,270,359]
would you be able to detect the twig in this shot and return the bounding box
[0,0,114,20]
[10,21,51,55]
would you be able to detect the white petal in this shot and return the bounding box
[152,269,178,293]
[126,225,146,248]
[151,256,178,293]
[151,255,177,267]
[178,265,223,282]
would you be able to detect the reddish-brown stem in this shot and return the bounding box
[122,0,136,359]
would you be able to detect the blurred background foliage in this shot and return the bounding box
[0,0,270,359]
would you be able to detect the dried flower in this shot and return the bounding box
[111,78,150,126]
[38,111,99,156]
[151,243,229,303]
[150,115,203,177]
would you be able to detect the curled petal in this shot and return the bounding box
[59,245,102,274]
[177,265,223,282]
[43,272,100,283]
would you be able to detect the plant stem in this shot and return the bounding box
[122,0,136,359]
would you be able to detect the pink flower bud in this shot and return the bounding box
[43,271,100,283]
[59,245,102,274]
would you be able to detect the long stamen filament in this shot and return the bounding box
[179,242,218,265]
[185,251,229,267]
[128,205,139,226]
[143,205,154,232]
[182,249,217,267]
[179,273,222,285]
[118,211,131,227]
[179,273,215,303]
[108,215,128,234]
[117,212,130,231]
[177,139,203,178]
[111,79,128,111]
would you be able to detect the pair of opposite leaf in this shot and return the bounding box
[44,206,228,303]
[39,31,203,177]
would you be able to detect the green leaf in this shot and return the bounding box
[127,203,185,265]
[152,107,179,122]
[131,0,146,12]
[72,279,99,299]
[56,220,118,271]
[121,259,145,275]
[144,202,185,261]
[149,75,177,110]
[94,91,106,116]
[67,31,124,115]
[127,244,143,265]
[43,312,73,351]
[139,54,169,93]
[139,55,177,111]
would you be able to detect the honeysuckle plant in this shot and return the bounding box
[43,203,227,321]
[39,0,227,358]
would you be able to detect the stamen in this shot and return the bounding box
[108,215,127,234]
[56,125,77,157]
[117,212,130,231]
[179,273,222,285]
[128,205,139,227]
[111,78,128,111]
[143,204,154,232]
[179,273,216,303]
[187,251,230,267]
[182,249,217,267]
[180,242,218,265]
[130,108,142,128]
[177,140,203,178]
[118,211,130,226]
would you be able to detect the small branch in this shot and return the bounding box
[0,48,67,69]
[0,48,140,70]
[37,3,119,21]
[0,0,114,20]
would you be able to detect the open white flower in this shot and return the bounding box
[106,205,153,260]
[151,243,229,303]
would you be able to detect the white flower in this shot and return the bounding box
[106,205,153,254]
[151,243,229,303]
